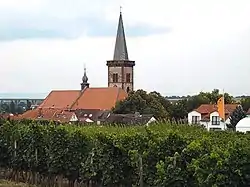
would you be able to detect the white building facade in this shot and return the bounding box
[188,104,238,131]
[188,110,230,131]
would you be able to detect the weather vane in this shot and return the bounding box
[120,6,122,13]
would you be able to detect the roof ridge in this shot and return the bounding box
[86,87,119,89]
[51,90,80,92]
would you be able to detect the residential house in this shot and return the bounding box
[188,104,238,131]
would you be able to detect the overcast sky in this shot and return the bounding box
[0,0,250,97]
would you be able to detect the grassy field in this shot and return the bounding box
[0,180,35,187]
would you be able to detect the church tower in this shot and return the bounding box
[106,9,135,93]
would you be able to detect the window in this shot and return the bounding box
[191,116,199,124]
[211,116,220,125]
[112,73,118,82]
[126,73,131,82]
[126,87,130,92]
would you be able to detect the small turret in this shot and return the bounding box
[81,66,89,90]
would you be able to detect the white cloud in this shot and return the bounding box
[0,0,250,96]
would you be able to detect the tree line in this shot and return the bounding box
[113,89,250,120]
[0,100,32,114]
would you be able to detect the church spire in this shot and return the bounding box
[113,8,129,61]
[106,7,135,93]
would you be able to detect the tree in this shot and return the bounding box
[26,100,32,111]
[114,89,236,121]
[207,89,220,104]
[149,91,172,110]
[16,106,24,114]
[113,89,169,119]
[186,94,210,112]
[199,89,234,104]
[169,99,188,120]
[223,92,235,104]
[241,97,250,112]
[227,105,246,131]
[10,101,16,114]
[0,103,10,113]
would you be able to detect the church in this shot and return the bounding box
[19,10,135,120]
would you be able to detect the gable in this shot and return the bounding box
[146,117,157,125]
[210,111,219,117]
[70,114,78,122]
[188,111,201,116]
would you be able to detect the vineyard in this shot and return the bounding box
[1,120,250,187]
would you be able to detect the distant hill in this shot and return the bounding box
[0,93,47,99]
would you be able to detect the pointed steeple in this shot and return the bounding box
[113,9,129,61]
[106,7,135,92]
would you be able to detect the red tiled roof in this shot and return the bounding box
[194,104,238,121]
[225,104,239,114]
[38,87,127,111]
[17,109,39,119]
[195,104,217,114]
[195,104,238,114]
[17,108,77,123]
[71,87,127,110]
[39,90,80,109]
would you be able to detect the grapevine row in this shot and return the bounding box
[0,119,250,186]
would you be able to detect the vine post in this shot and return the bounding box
[35,148,38,185]
[139,155,143,187]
